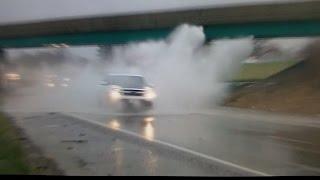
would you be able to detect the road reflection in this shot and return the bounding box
[109,119,121,130]
[111,142,123,175]
[144,150,158,175]
[106,116,157,175]
[106,116,156,141]
[143,120,155,141]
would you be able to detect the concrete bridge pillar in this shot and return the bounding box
[0,48,5,59]
[0,48,7,89]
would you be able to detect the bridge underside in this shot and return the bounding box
[1,20,320,48]
[1,1,320,48]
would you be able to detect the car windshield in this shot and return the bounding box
[107,75,146,88]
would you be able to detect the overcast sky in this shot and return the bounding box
[0,0,302,24]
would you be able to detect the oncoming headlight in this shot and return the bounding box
[144,87,157,100]
[5,73,21,80]
[109,86,121,101]
[47,83,55,87]
[61,83,68,87]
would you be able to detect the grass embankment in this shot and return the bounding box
[225,43,320,115]
[232,59,301,82]
[0,113,30,174]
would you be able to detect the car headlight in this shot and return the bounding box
[63,78,70,82]
[61,83,68,87]
[47,83,55,87]
[109,86,121,101]
[144,87,157,100]
[5,73,21,80]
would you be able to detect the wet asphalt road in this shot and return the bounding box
[3,85,320,175]
[66,111,320,176]
[10,112,243,176]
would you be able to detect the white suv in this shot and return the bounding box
[102,74,156,107]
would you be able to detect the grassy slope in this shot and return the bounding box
[232,60,301,82]
[0,113,30,174]
[225,41,320,115]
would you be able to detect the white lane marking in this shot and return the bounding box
[269,136,313,145]
[63,112,271,176]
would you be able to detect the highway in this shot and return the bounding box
[2,85,320,176]
[1,0,320,177]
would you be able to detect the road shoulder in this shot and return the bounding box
[0,112,63,175]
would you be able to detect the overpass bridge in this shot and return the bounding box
[0,1,320,48]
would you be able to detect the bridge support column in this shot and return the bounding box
[0,48,5,59]
[0,48,8,65]
[0,49,7,89]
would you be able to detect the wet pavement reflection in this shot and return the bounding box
[4,87,320,175]
[74,112,320,175]
[143,120,155,141]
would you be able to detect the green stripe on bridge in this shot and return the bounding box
[1,20,320,48]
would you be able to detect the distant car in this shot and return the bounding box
[44,74,71,88]
[2,72,21,89]
[101,74,156,107]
